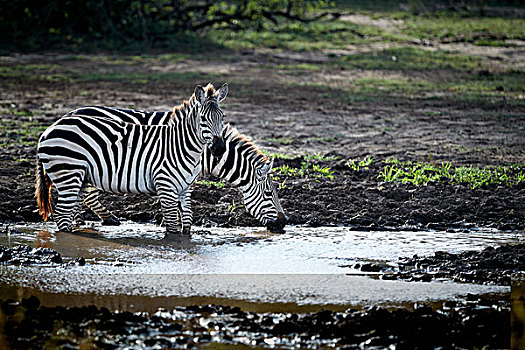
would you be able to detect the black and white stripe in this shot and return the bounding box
[70,107,287,230]
[36,84,228,234]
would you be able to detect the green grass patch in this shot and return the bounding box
[196,179,226,189]
[0,64,227,85]
[1,117,47,148]
[346,155,374,171]
[304,152,341,161]
[339,47,483,71]
[378,158,525,188]
[272,160,335,180]
[261,150,295,160]
[353,76,433,95]
[208,18,398,51]
[402,16,525,45]
[344,70,525,100]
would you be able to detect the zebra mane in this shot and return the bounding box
[170,83,217,120]
[224,124,270,169]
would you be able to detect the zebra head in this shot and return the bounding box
[194,83,228,157]
[243,158,287,232]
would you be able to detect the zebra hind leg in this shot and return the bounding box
[83,186,121,226]
[52,170,86,232]
[73,203,86,226]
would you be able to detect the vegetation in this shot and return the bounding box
[0,0,331,52]
[272,160,335,180]
[378,158,525,189]
[196,179,226,189]
[346,156,374,171]
[266,154,525,190]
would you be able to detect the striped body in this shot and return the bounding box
[36,84,228,234]
[72,106,286,230]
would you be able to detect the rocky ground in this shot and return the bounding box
[0,294,511,349]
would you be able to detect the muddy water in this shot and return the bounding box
[0,222,521,312]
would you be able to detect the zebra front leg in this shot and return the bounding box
[157,190,183,234]
[178,188,194,235]
[83,186,121,226]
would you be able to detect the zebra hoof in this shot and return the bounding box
[57,225,73,232]
[74,218,86,226]
[102,216,121,226]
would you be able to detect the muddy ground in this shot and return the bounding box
[1,18,525,348]
[0,294,511,349]
[0,52,524,230]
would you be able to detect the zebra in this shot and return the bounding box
[65,106,287,232]
[35,83,228,235]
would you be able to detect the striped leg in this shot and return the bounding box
[52,170,86,232]
[157,189,182,234]
[178,188,193,235]
[73,203,86,226]
[83,186,121,226]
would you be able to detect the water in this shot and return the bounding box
[0,222,522,311]
[1,222,522,274]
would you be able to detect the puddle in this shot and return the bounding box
[0,222,522,311]
[1,222,522,274]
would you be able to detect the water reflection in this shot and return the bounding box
[0,222,522,274]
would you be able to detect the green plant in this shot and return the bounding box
[228,199,244,214]
[196,179,226,188]
[347,156,374,171]
[304,152,340,161]
[312,164,335,180]
[378,160,525,189]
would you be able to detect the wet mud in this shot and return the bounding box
[359,242,525,285]
[2,155,524,232]
[0,295,510,349]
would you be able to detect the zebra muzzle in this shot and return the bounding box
[266,212,288,233]
[210,136,226,157]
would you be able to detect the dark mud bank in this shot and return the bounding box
[1,295,510,349]
[359,242,525,285]
[1,157,524,231]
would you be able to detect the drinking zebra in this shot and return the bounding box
[36,84,228,235]
[66,107,287,232]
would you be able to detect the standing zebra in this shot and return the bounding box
[64,106,287,232]
[81,123,287,232]
[36,83,228,235]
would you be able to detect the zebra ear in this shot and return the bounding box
[194,85,206,105]
[217,83,228,103]
[262,158,274,175]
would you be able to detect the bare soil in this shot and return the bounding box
[0,52,524,231]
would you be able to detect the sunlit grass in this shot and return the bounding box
[378,158,525,189]
[338,47,483,71]
[208,18,400,51]
[272,160,335,180]
[196,179,226,188]
[402,16,525,46]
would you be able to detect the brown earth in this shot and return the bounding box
[0,52,524,231]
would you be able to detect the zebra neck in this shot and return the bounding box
[169,97,199,125]
[203,145,254,188]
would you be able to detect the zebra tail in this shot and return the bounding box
[35,158,53,221]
